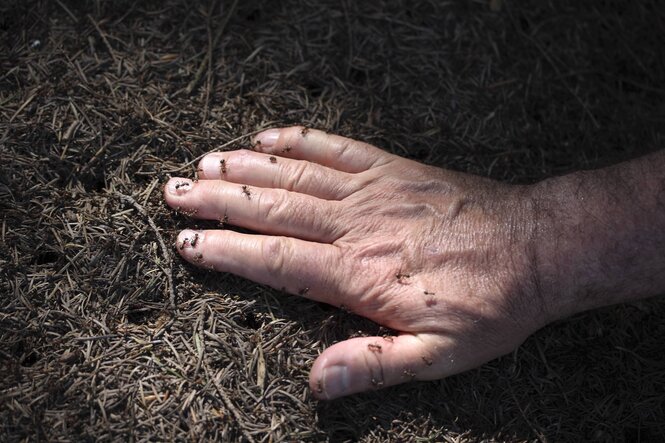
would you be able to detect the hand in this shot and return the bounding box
[163,127,551,399]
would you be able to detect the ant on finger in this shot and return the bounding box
[367,343,382,353]
[396,271,411,284]
[241,185,251,200]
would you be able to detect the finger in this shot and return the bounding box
[309,333,460,400]
[164,177,342,243]
[176,229,343,304]
[253,126,395,173]
[197,149,359,200]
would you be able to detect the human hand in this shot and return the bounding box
[164,127,552,399]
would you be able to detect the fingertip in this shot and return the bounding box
[197,154,220,179]
[309,334,444,400]
[253,128,281,150]
[175,229,204,258]
[164,177,193,197]
[309,338,389,400]
[310,353,351,401]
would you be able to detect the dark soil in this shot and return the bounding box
[1,0,664,441]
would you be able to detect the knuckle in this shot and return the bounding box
[261,236,290,276]
[283,161,310,191]
[260,189,290,222]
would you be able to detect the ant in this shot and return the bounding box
[367,343,382,353]
[282,145,292,153]
[174,181,190,190]
[371,378,384,388]
[396,272,410,284]
[219,159,227,174]
[194,252,203,262]
[190,233,199,247]
[298,287,309,296]
[300,127,310,137]
[421,356,433,366]
[269,156,277,163]
[253,139,261,150]
[424,290,435,295]
[241,185,251,199]
[179,238,189,250]
[219,213,229,227]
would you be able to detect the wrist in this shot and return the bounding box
[528,175,595,321]
[529,158,665,322]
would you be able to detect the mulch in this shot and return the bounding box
[1,0,664,441]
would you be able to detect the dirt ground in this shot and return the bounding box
[1,0,664,441]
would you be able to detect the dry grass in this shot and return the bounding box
[1,0,664,441]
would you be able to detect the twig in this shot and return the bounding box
[112,191,177,311]
[55,0,79,22]
[209,367,256,443]
[87,15,119,64]
[78,132,120,174]
[0,90,38,144]
[164,128,268,173]
[201,0,216,124]
[185,0,239,95]
[74,334,120,341]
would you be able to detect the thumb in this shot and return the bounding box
[309,333,446,400]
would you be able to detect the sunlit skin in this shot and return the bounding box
[164,126,665,399]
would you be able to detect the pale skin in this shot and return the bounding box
[164,126,665,400]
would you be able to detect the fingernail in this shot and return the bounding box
[254,129,280,148]
[321,365,349,399]
[167,178,192,195]
[199,155,221,177]
[177,230,203,250]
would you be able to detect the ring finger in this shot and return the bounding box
[164,177,343,243]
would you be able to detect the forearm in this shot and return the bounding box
[533,150,665,320]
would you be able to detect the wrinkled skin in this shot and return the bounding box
[164,127,550,399]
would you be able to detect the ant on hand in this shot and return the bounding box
[367,343,382,353]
